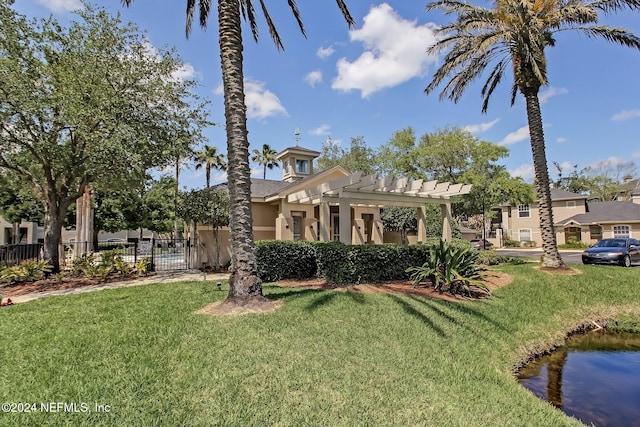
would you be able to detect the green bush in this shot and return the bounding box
[314,243,432,285]
[0,260,53,285]
[504,239,521,247]
[407,240,488,296]
[558,237,588,249]
[475,251,527,266]
[255,240,318,282]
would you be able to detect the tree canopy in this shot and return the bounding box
[0,3,209,269]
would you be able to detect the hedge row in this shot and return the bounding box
[256,240,476,285]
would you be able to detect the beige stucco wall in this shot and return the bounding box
[502,199,586,245]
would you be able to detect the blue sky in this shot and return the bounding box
[13,0,640,189]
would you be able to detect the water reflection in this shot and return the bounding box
[517,331,640,427]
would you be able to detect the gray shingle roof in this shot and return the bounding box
[549,188,588,200]
[560,201,640,225]
[250,179,292,198]
[211,179,292,198]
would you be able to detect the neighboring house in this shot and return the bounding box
[1,215,153,245]
[195,145,472,268]
[617,177,640,204]
[557,201,640,243]
[498,188,640,246]
[0,216,41,244]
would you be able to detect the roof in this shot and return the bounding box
[549,188,588,201]
[500,187,586,206]
[275,146,321,160]
[558,201,640,225]
[249,179,292,198]
[210,179,292,199]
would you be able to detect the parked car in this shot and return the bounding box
[582,238,640,267]
[470,239,493,250]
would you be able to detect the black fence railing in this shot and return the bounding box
[2,239,192,271]
[0,243,44,267]
[64,239,191,271]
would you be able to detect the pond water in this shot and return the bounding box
[517,330,640,427]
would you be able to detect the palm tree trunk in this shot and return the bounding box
[218,0,263,300]
[523,91,564,268]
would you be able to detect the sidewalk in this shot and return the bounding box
[6,270,230,305]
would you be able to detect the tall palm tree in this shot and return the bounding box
[251,143,279,179]
[123,0,354,302]
[424,0,640,268]
[194,144,227,188]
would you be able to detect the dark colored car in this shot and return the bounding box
[470,239,493,250]
[581,238,640,267]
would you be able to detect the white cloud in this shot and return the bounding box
[464,118,500,134]
[510,164,535,182]
[556,137,568,143]
[611,109,640,121]
[332,3,439,98]
[538,87,568,104]
[498,125,530,146]
[250,167,263,178]
[634,151,640,158]
[215,79,287,120]
[304,70,323,87]
[317,46,335,59]
[310,125,331,136]
[37,0,81,12]
[171,63,198,81]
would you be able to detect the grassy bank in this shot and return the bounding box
[1,264,639,426]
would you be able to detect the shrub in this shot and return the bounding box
[504,239,521,247]
[521,240,537,248]
[313,241,352,285]
[475,251,527,266]
[558,237,588,249]
[0,260,53,285]
[255,240,317,282]
[407,240,488,296]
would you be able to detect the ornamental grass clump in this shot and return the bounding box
[408,240,488,296]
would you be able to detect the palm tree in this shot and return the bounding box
[424,0,640,268]
[251,143,279,179]
[123,0,354,303]
[194,144,227,188]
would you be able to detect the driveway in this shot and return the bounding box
[495,248,584,265]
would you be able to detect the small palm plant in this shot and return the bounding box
[408,240,488,296]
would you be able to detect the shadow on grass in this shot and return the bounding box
[408,296,493,340]
[386,294,447,338]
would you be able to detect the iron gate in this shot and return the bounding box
[147,238,191,271]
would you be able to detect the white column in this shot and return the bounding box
[319,202,330,241]
[441,202,452,242]
[339,199,351,245]
[417,206,427,243]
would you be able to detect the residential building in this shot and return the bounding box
[498,188,640,246]
[195,145,472,268]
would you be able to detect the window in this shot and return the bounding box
[613,225,630,238]
[589,225,602,240]
[295,159,309,174]
[566,201,576,208]
[291,211,305,240]
[517,205,530,218]
[519,229,532,242]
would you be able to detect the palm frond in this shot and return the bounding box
[335,0,356,27]
[579,25,640,49]
[588,0,640,14]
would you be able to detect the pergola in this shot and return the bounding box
[285,172,472,244]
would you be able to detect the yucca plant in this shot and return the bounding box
[408,240,488,296]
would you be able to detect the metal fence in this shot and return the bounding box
[2,239,192,271]
[0,243,44,267]
[64,239,191,272]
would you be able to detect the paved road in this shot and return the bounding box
[495,248,584,264]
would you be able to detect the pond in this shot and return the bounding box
[517,330,640,427]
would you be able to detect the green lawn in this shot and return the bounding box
[1,264,639,426]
